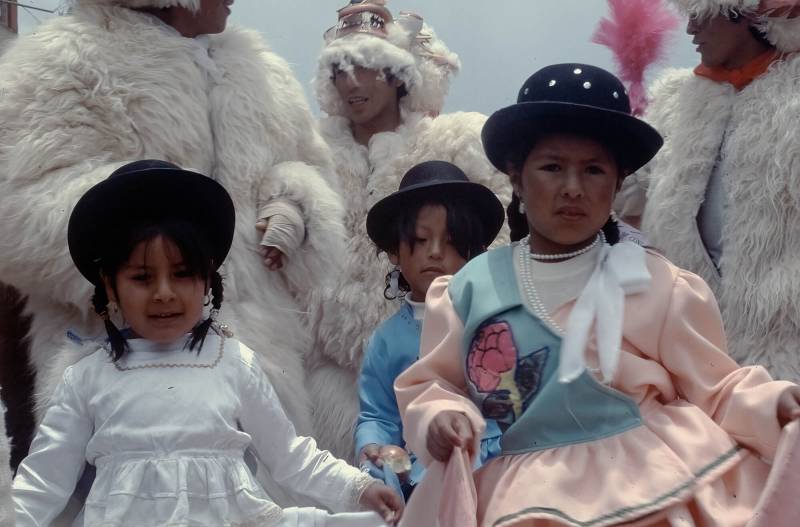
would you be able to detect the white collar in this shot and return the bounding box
[405,297,426,321]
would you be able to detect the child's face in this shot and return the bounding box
[513,133,620,254]
[391,204,467,303]
[104,235,206,344]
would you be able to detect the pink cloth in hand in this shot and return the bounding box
[748,420,800,526]
[399,447,476,527]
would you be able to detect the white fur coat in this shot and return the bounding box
[0,4,345,505]
[307,111,511,459]
[623,56,800,381]
[0,400,12,527]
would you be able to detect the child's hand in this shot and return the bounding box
[427,410,475,462]
[360,481,404,525]
[358,443,383,468]
[778,386,800,427]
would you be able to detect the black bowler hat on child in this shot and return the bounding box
[481,63,663,175]
[68,159,235,287]
[366,160,505,252]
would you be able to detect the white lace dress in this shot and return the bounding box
[12,333,380,527]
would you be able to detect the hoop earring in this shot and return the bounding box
[388,266,401,298]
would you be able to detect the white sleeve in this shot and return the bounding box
[12,367,93,527]
[239,359,374,513]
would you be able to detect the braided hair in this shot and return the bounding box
[91,219,225,361]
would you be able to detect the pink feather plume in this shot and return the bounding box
[592,0,680,116]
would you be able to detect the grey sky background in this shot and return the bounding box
[18,1,698,115]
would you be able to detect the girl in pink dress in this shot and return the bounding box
[395,64,800,526]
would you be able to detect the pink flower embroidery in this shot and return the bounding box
[467,321,518,393]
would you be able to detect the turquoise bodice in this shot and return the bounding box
[449,246,642,455]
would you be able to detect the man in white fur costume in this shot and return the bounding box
[306,0,511,459]
[618,0,800,380]
[0,0,345,505]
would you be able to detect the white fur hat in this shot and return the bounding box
[74,0,200,10]
[313,1,460,117]
[671,0,800,52]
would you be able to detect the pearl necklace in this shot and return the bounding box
[523,232,605,261]
[516,242,565,334]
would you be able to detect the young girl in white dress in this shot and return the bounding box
[12,160,402,527]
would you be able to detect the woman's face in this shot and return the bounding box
[511,133,621,255]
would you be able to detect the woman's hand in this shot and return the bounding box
[359,482,404,525]
[426,411,475,462]
[777,386,800,427]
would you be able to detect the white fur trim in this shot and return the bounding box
[407,23,461,116]
[670,0,800,52]
[313,31,419,116]
[313,22,460,117]
[641,56,800,382]
[73,0,200,10]
[761,16,800,51]
[670,0,760,17]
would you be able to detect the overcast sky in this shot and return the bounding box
[17,0,698,115]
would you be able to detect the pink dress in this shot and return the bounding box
[396,247,795,527]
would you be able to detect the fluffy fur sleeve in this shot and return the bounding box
[0,398,13,527]
[215,28,346,297]
[415,112,512,246]
[258,162,346,300]
[614,68,694,218]
[0,21,142,309]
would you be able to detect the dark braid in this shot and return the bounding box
[91,284,129,362]
[189,270,224,351]
[601,216,620,245]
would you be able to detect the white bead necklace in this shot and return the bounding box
[516,231,606,333]
[524,232,605,261]
[516,242,565,334]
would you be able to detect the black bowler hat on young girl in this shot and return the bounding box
[67,160,235,287]
[481,63,664,175]
[366,160,505,252]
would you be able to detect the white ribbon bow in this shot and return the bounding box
[559,241,652,384]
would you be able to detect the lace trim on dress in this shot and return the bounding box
[351,471,379,509]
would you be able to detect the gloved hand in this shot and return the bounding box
[256,199,305,271]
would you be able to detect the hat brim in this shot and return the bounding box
[68,167,235,286]
[366,181,504,253]
[482,101,663,175]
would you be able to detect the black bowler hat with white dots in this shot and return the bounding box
[482,63,663,175]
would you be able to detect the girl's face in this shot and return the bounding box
[390,204,467,302]
[104,235,206,344]
[512,133,621,255]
